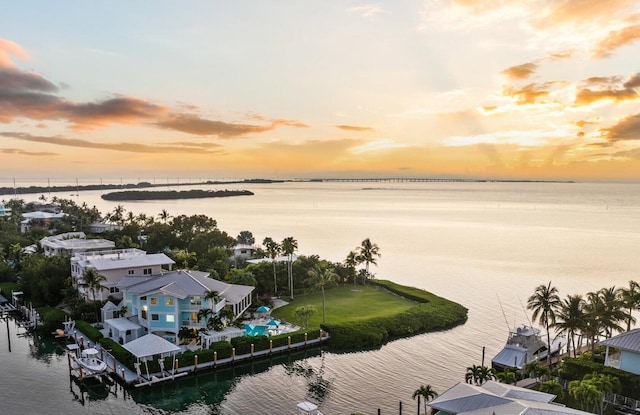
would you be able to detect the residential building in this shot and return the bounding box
[20,211,66,233]
[71,248,174,301]
[89,222,123,234]
[0,203,11,217]
[116,270,254,344]
[429,381,590,415]
[41,232,115,257]
[601,329,640,375]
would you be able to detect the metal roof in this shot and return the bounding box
[81,252,174,271]
[600,328,640,353]
[123,333,181,359]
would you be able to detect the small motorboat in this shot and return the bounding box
[296,401,324,415]
[73,347,108,375]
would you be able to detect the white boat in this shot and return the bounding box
[296,401,324,415]
[491,325,565,370]
[72,347,108,375]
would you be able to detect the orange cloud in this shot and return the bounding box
[0,38,29,68]
[0,132,224,154]
[336,125,374,132]
[156,114,308,138]
[594,23,640,58]
[575,88,638,105]
[502,83,551,105]
[0,147,57,156]
[501,62,538,80]
[601,113,640,143]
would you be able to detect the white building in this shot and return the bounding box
[20,211,66,233]
[41,232,115,257]
[71,248,174,301]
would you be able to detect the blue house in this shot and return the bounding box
[601,329,640,375]
[115,270,254,344]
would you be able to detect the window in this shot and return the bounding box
[165,298,174,306]
[140,296,147,300]
[128,269,134,275]
[150,297,158,305]
[109,287,120,294]
[141,309,147,320]
[166,315,175,323]
[143,268,152,275]
[152,314,159,321]
[191,296,201,306]
[190,312,198,322]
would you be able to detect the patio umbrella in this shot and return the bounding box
[266,319,280,327]
[256,306,270,313]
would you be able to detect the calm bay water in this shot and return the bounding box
[1,181,640,414]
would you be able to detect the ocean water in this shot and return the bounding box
[1,180,639,414]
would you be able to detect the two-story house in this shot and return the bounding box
[117,270,254,344]
[41,232,115,257]
[71,248,174,301]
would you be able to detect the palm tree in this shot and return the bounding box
[205,289,220,311]
[465,364,481,384]
[496,367,517,385]
[263,237,281,295]
[344,250,359,286]
[597,286,625,338]
[555,294,585,358]
[357,238,381,284]
[618,280,640,331]
[81,268,107,302]
[158,209,172,224]
[527,281,561,366]
[539,378,564,399]
[197,308,214,329]
[281,236,298,299]
[308,265,338,324]
[413,384,438,415]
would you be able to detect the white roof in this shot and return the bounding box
[104,317,142,332]
[601,328,640,353]
[429,381,588,415]
[78,252,174,271]
[123,333,181,359]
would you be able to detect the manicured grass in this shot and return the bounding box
[273,284,418,329]
[0,281,19,298]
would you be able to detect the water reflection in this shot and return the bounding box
[284,352,333,404]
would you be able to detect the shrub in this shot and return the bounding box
[35,306,67,335]
[75,320,103,343]
[559,356,640,399]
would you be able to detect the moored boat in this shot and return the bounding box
[296,401,324,415]
[491,325,565,370]
[72,347,108,375]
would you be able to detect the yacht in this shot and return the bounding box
[491,325,565,370]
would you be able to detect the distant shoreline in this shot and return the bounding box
[0,177,575,197]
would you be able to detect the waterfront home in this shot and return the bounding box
[230,243,257,266]
[115,270,254,344]
[0,203,10,217]
[71,248,174,301]
[41,232,115,257]
[20,210,66,233]
[89,221,123,234]
[601,329,640,375]
[429,381,590,415]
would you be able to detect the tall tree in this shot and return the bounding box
[596,287,625,338]
[344,250,359,286]
[413,384,438,415]
[555,294,585,358]
[81,268,107,303]
[308,265,338,324]
[263,237,281,295]
[237,230,255,245]
[205,289,220,311]
[527,281,561,366]
[618,280,640,331]
[357,238,381,284]
[158,209,172,224]
[281,236,298,299]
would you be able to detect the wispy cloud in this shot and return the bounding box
[349,139,409,154]
[0,38,29,68]
[601,113,640,143]
[0,147,57,156]
[156,115,308,138]
[346,4,391,18]
[336,125,374,132]
[0,132,224,154]
[501,62,539,80]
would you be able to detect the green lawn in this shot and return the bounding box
[0,282,19,299]
[272,284,417,329]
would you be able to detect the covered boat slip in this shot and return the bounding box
[122,334,187,387]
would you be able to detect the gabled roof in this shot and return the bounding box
[430,382,587,415]
[122,333,180,359]
[601,328,640,353]
[119,270,254,304]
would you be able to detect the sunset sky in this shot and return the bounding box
[2,1,640,181]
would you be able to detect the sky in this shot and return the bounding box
[2,1,640,182]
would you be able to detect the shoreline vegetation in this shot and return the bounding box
[0,177,574,196]
[100,189,254,201]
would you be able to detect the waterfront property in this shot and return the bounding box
[601,329,640,375]
[116,269,254,344]
[71,248,175,301]
[429,381,590,415]
[20,210,66,233]
[41,232,115,257]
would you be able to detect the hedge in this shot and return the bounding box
[559,356,640,399]
[75,320,104,343]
